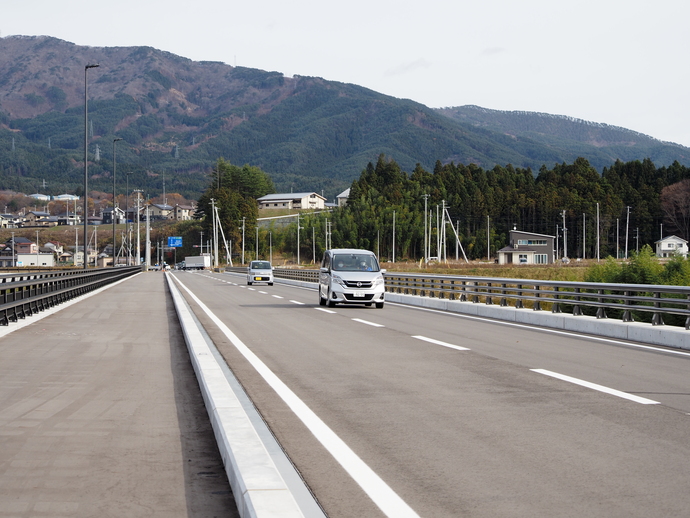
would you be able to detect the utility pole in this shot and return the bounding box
[625,206,631,259]
[562,210,568,259]
[392,210,396,263]
[597,202,599,262]
[583,212,586,260]
[422,194,429,263]
[241,217,245,264]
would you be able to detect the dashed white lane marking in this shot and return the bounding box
[352,318,384,328]
[272,294,283,299]
[315,308,336,314]
[259,291,267,294]
[248,287,255,291]
[531,369,660,405]
[412,335,470,351]
[290,300,305,305]
[172,276,420,518]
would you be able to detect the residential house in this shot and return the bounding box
[497,229,555,265]
[655,235,688,258]
[174,204,195,220]
[148,203,174,220]
[336,188,350,207]
[102,207,126,225]
[257,192,327,210]
[23,211,58,227]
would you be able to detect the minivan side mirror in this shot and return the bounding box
[380,269,387,273]
[320,267,328,273]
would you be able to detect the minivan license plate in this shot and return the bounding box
[353,291,365,298]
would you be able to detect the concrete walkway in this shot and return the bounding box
[0,272,238,518]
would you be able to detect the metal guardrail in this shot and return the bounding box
[0,266,141,326]
[224,266,690,329]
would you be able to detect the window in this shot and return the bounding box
[518,254,528,264]
[518,239,547,246]
[535,254,548,264]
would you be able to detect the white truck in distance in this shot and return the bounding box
[183,255,211,270]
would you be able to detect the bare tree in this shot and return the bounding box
[661,179,690,241]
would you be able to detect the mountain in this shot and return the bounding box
[1,35,689,201]
[435,105,690,170]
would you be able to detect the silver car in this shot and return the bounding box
[319,249,385,308]
[247,260,274,286]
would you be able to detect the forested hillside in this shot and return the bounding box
[2,35,689,202]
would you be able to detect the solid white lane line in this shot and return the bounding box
[173,277,420,518]
[531,369,660,405]
[315,308,336,314]
[290,300,305,305]
[352,318,385,328]
[412,335,470,351]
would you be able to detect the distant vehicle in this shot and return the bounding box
[247,260,274,285]
[184,255,211,270]
[318,248,385,308]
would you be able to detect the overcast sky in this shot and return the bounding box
[3,0,689,146]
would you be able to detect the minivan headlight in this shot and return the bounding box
[332,274,347,287]
[373,274,384,286]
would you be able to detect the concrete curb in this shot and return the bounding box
[270,275,689,350]
[165,274,305,518]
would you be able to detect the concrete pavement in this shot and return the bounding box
[0,272,238,518]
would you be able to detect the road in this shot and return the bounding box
[171,270,690,518]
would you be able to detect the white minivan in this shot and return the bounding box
[319,249,385,308]
[247,260,274,285]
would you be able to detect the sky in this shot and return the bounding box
[3,0,690,146]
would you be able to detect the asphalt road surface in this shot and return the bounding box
[172,270,690,518]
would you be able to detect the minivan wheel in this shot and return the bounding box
[375,302,384,309]
[319,292,326,306]
[247,281,252,286]
[327,291,336,308]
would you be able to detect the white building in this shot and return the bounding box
[655,235,688,258]
[257,192,326,210]
[336,188,350,207]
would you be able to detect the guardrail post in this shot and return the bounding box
[651,291,664,326]
[449,280,456,300]
[596,289,607,319]
[572,287,582,316]
[533,285,542,311]
[552,286,561,313]
[460,280,467,302]
[686,294,690,330]
[515,284,524,309]
[472,282,480,303]
[500,283,508,307]
[622,290,634,322]
[486,282,493,305]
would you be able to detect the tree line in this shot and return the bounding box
[173,155,690,264]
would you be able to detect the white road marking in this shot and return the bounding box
[315,308,336,314]
[259,291,267,294]
[290,300,305,305]
[352,318,384,328]
[248,287,255,291]
[531,369,660,405]
[387,302,690,357]
[272,294,283,299]
[412,335,470,351]
[172,276,420,518]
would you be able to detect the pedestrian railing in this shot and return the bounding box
[222,267,690,329]
[0,266,141,326]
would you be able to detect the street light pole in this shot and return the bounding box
[126,172,132,265]
[84,63,99,269]
[112,137,122,266]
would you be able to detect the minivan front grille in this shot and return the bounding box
[343,280,373,288]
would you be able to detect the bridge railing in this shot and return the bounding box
[0,266,141,326]
[222,267,690,329]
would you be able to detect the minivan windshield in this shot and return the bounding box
[251,261,271,269]
[331,254,380,272]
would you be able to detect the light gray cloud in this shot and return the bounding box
[384,58,432,77]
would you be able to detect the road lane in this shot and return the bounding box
[174,271,690,517]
